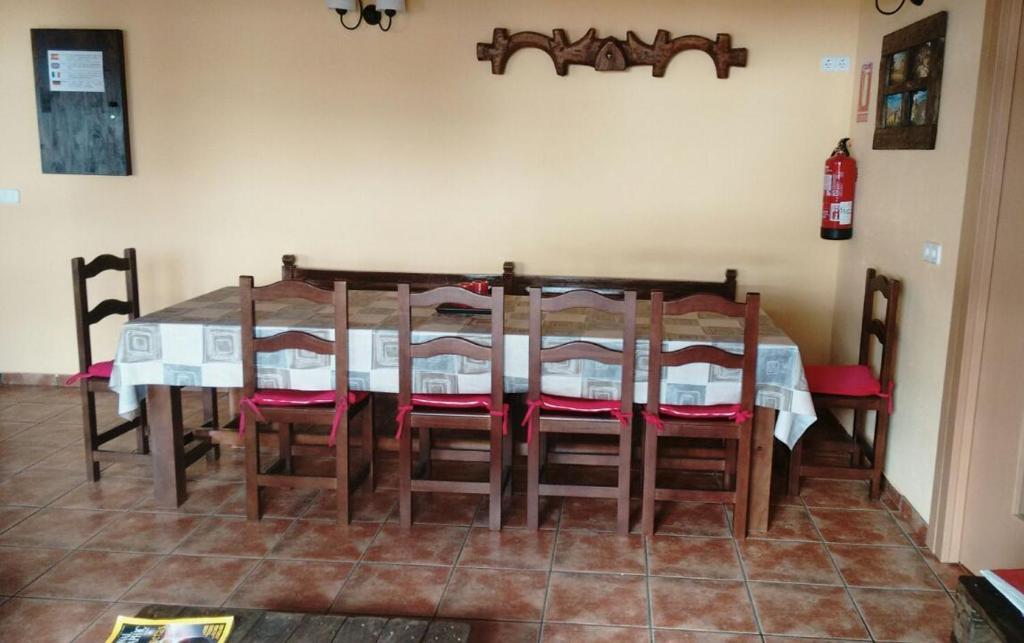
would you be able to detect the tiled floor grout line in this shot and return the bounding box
[643,533,655,643]
[535,497,564,642]
[806,498,877,643]
[732,534,767,638]
[19,439,160,642]
[429,499,477,620]
[882,504,957,600]
[8,545,76,598]
[315,506,389,614]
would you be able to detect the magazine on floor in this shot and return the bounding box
[104,615,234,643]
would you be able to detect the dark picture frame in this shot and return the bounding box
[873,11,947,150]
[31,29,131,175]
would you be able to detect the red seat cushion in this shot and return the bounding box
[411,394,493,410]
[805,364,882,397]
[658,403,744,420]
[538,394,621,414]
[251,389,368,408]
[87,361,114,379]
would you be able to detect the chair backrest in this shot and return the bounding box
[858,268,901,390]
[646,291,760,416]
[282,254,508,292]
[239,277,349,404]
[71,248,141,372]
[527,288,638,415]
[397,284,505,410]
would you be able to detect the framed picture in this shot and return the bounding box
[31,29,131,175]
[884,93,904,127]
[873,12,947,150]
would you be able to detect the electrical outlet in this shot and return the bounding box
[923,241,942,265]
[821,56,851,72]
[0,189,20,204]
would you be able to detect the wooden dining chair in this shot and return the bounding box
[523,288,637,535]
[69,248,218,481]
[788,268,901,500]
[238,277,374,524]
[396,283,511,530]
[641,291,760,539]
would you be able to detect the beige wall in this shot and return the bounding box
[0,0,859,374]
[832,0,988,521]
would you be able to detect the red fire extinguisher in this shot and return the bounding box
[821,138,857,240]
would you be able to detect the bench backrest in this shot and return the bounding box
[281,255,737,301]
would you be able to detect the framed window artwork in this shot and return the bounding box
[873,11,947,150]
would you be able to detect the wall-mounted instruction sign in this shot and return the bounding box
[47,50,105,92]
[31,29,131,175]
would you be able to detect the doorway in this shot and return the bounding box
[931,0,1024,570]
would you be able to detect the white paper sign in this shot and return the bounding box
[47,50,105,93]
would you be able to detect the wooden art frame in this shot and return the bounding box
[477,28,747,78]
[873,11,947,150]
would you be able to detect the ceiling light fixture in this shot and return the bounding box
[326,0,404,32]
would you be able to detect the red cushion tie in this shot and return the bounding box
[610,409,632,428]
[734,409,754,424]
[394,404,414,440]
[642,410,666,433]
[327,398,350,447]
[878,381,895,414]
[521,399,543,444]
[238,397,266,438]
[490,404,510,436]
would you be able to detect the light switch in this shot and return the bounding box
[0,189,20,204]
[923,241,942,265]
[821,56,851,72]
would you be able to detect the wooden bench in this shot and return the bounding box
[281,254,738,300]
[133,605,470,643]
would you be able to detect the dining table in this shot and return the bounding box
[109,286,817,533]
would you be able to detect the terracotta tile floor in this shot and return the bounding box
[0,385,966,642]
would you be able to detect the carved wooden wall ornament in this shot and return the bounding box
[476,28,747,78]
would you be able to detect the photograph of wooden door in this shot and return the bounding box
[931,0,1024,571]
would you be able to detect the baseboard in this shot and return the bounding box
[0,372,71,387]
[881,473,929,547]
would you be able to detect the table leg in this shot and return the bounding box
[147,385,187,507]
[748,407,775,534]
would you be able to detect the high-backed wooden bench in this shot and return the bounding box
[281,255,738,301]
[281,254,506,291]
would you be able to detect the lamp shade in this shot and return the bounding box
[375,0,405,13]
[326,0,357,11]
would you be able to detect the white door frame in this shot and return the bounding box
[929,0,1023,561]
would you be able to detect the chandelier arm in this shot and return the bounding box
[875,0,909,15]
[339,0,365,30]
